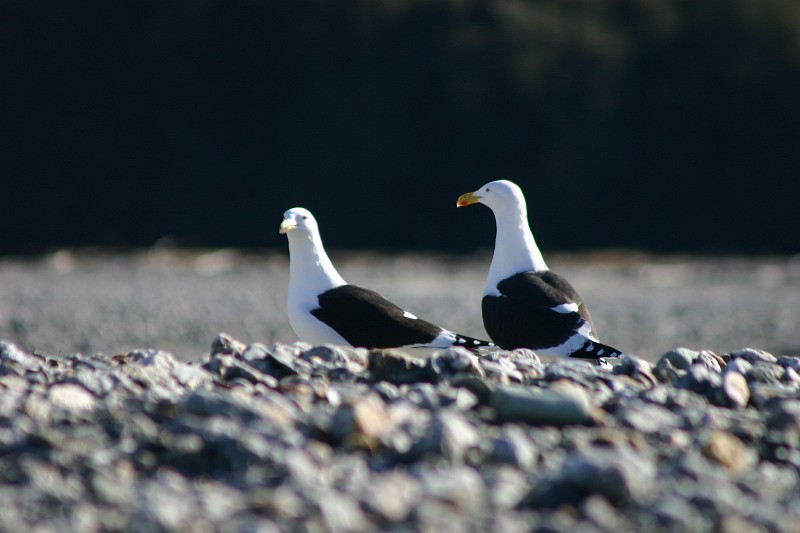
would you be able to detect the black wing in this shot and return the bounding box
[311,284,443,348]
[482,270,597,350]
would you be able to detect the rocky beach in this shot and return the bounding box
[0,251,799,531]
[1,336,799,531]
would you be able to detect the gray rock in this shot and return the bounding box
[299,345,349,366]
[436,384,479,411]
[480,359,523,384]
[765,400,800,430]
[404,382,440,409]
[240,342,271,371]
[364,471,421,523]
[265,344,305,378]
[430,347,484,377]
[675,364,722,396]
[47,383,97,414]
[203,353,279,388]
[657,347,699,371]
[748,383,800,408]
[581,494,632,532]
[650,495,710,532]
[0,340,43,372]
[543,359,600,385]
[729,347,777,364]
[745,361,785,385]
[371,380,400,402]
[612,354,657,386]
[318,490,371,532]
[724,357,753,375]
[488,427,539,470]
[328,394,388,444]
[785,366,800,387]
[777,355,800,373]
[67,368,116,396]
[491,385,594,426]
[451,375,493,405]
[618,401,682,433]
[488,467,530,509]
[700,430,758,474]
[210,332,247,357]
[434,409,481,461]
[524,445,656,508]
[368,349,435,384]
[421,466,486,510]
[171,363,211,390]
[716,371,750,408]
[127,349,179,369]
[697,350,723,373]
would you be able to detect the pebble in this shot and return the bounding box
[657,347,699,371]
[729,347,778,364]
[675,363,722,396]
[364,472,421,522]
[490,385,594,426]
[488,426,539,470]
[0,336,797,531]
[612,354,657,386]
[367,349,435,384]
[559,445,656,503]
[618,401,682,434]
[701,430,757,474]
[718,370,751,408]
[48,383,97,414]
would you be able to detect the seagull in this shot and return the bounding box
[280,207,494,350]
[456,179,623,360]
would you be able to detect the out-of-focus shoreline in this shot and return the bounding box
[1,249,798,361]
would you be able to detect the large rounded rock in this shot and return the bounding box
[490,385,594,426]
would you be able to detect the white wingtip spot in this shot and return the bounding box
[597,349,605,356]
[585,344,594,352]
[473,340,480,345]
[403,311,418,320]
[551,303,580,314]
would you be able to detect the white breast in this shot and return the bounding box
[288,300,351,346]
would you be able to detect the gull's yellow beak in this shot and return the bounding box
[456,191,481,207]
[279,219,296,234]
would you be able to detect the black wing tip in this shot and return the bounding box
[569,339,624,361]
[452,334,496,349]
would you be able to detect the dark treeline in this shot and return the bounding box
[2,0,799,253]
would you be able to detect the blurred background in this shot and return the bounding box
[1,1,799,360]
[2,0,799,254]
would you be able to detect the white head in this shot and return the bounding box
[279,207,319,237]
[456,179,547,279]
[280,206,347,318]
[456,179,527,216]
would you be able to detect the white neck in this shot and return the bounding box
[286,229,346,303]
[485,207,548,295]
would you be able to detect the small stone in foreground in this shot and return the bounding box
[718,371,750,408]
[368,350,435,384]
[48,383,98,413]
[490,385,594,426]
[559,446,656,503]
[728,347,777,364]
[701,430,757,474]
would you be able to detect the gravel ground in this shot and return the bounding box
[0,336,799,532]
[2,250,800,531]
[1,249,798,361]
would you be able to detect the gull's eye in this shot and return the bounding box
[302,216,308,220]
[485,188,490,192]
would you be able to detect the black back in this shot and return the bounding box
[311,284,443,348]
[482,270,596,350]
